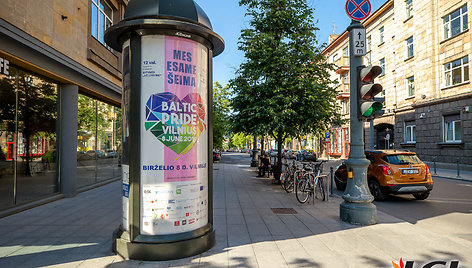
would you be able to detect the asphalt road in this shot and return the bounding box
[217,152,472,242]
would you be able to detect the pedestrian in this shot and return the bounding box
[257,153,271,177]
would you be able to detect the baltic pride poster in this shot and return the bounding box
[140,35,209,235]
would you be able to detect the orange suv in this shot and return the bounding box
[334,150,433,200]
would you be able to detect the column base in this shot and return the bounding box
[250,161,259,167]
[113,227,215,261]
[340,201,377,226]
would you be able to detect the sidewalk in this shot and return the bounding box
[0,161,471,267]
[319,158,472,182]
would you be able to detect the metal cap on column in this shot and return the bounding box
[105,0,224,261]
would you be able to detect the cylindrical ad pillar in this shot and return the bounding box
[105,0,224,261]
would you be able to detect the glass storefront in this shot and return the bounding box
[76,94,121,187]
[0,65,58,210]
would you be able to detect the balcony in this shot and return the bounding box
[336,92,350,100]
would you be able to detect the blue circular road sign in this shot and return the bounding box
[345,0,371,21]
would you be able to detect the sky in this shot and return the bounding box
[197,0,387,86]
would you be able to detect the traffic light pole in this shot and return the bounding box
[340,21,377,225]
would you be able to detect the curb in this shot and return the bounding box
[431,175,472,183]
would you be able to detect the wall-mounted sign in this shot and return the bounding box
[140,35,209,235]
[0,57,10,75]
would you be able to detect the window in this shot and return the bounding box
[0,65,59,210]
[443,114,461,142]
[77,95,122,187]
[407,76,415,97]
[91,0,113,45]
[343,47,349,57]
[367,36,371,51]
[444,56,469,87]
[382,154,421,165]
[333,53,340,63]
[443,5,468,40]
[405,121,416,143]
[406,36,414,58]
[379,26,385,44]
[380,58,385,75]
[342,101,349,115]
[406,0,413,18]
[342,72,349,84]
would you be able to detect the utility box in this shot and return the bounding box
[105,0,224,260]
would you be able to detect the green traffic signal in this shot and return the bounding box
[361,101,383,117]
[357,65,384,119]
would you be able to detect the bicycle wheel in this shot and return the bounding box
[283,173,294,193]
[295,176,310,203]
[314,176,326,201]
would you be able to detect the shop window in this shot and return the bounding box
[443,114,461,142]
[0,64,58,210]
[77,94,121,187]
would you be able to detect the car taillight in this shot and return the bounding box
[379,165,392,175]
[425,165,431,175]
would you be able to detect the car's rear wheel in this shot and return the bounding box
[413,191,430,200]
[368,179,385,201]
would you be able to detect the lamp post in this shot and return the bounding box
[105,0,224,260]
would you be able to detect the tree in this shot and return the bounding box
[231,0,341,174]
[230,132,251,149]
[212,82,231,149]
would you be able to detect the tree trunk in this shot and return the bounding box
[261,137,265,155]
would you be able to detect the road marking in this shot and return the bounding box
[458,184,472,187]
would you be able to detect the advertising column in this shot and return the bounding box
[140,36,209,235]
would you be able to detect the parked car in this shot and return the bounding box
[86,150,105,159]
[106,150,118,158]
[266,149,278,157]
[213,150,221,162]
[77,151,87,161]
[296,149,317,161]
[284,150,298,159]
[334,150,433,201]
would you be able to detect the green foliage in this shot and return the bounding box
[231,0,341,164]
[212,82,231,149]
[230,132,251,149]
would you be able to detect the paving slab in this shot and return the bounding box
[0,160,471,267]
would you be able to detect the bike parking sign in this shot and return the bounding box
[346,0,371,21]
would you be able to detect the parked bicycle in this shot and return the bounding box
[295,161,327,204]
[281,160,300,193]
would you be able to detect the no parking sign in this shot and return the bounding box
[346,0,371,21]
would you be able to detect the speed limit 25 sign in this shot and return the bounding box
[352,28,366,56]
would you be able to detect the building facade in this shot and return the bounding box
[322,0,472,165]
[0,0,127,214]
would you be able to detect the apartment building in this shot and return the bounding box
[322,0,472,165]
[0,0,127,214]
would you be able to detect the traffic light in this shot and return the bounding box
[357,65,384,119]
